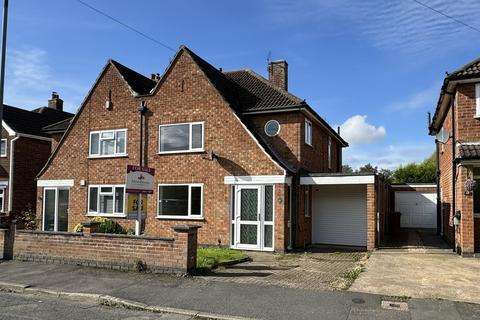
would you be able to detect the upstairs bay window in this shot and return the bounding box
[88,185,125,216]
[157,184,203,219]
[159,122,204,154]
[89,129,127,157]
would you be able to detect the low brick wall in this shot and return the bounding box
[12,223,200,274]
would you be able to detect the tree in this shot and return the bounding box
[391,153,436,184]
[342,164,354,174]
[357,163,378,174]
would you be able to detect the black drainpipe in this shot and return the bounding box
[450,95,456,253]
[435,140,441,235]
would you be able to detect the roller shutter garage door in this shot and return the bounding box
[312,185,367,247]
[395,192,436,228]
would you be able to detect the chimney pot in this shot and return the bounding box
[48,91,63,111]
[268,60,288,91]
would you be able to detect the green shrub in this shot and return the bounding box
[74,217,126,234]
[17,204,37,230]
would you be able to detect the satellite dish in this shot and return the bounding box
[436,128,450,144]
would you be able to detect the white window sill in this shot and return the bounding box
[474,213,480,218]
[156,216,204,221]
[157,149,204,155]
[86,213,127,218]
[474,115,480,119]
[88,154,128,159]
[305,143,313,148]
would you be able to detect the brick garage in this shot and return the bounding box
[300,174,388,250]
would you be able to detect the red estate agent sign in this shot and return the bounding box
[126,165,155,194]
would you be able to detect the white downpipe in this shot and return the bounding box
[288,183,293,250]
[8,135,19,212]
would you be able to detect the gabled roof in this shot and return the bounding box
[430,55,480,134]
[3,104,73,137]
[42,117,73,134]
[224,69,304,112]
[109,59,157,95]
[446,57,480,81]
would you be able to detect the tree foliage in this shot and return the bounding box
[343,153,435,184]
[391,154,436,184]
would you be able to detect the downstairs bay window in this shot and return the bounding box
[157,184,203,219]
[88,185,125,216]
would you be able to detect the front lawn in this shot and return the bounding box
[197,247,248,270]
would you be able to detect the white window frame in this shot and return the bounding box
[89,129,127,158]
[305,119,312,146]
[476,83,480,117]
[158,122,204,154]
[157,183,204,220]
[0,139,6,157]
[87,184,126,217]
[0,187,5,212]
[328,136,332,169]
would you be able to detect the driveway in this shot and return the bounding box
[201,250,368,291]
[350,230,480,304]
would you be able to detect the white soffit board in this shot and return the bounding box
[224,175,291,185]
[300,175,375,185]
[2,121,15,136]
[37,179,74,187]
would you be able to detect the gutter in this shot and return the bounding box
[8,135,19,213]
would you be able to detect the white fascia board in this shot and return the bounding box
[0,180,8,186]
[17,133,52,141]
[300,175,375,185]
[224,175,291,185]
[391,184,437,188]
[2,121,15,136]
[37,179,74,187]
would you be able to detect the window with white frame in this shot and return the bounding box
[0,188,4,212]
[157,184,203,218]
[88,185,125,215]
[476,83,480,117]
[0,139,6,157]
[328,136,332,169]
[89,129,127,157]
[159,122,204,153]
[305,119,312,145]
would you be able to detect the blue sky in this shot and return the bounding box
[4,0,480,169]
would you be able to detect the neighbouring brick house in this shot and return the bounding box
[0,93,73,219]
[36,46,387,252]
[429,56,480,255]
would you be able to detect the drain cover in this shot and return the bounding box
[352,298,365,304]
[381,300,409,311]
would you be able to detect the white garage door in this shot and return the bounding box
[395,192,436,228]
[312,185,367,247]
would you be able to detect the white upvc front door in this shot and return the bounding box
[232,185,274,251]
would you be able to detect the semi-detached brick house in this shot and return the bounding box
[0,93,73,219]
[429,57,480,255]
[36,46,386,252]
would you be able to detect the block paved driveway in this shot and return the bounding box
[350,229,480,304]
[200,250,367,290]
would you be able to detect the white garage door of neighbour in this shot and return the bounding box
[312,185,367,247]
[395,192,436,229]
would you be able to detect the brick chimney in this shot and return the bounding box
[48,92,63,111]
[268,60,288,91]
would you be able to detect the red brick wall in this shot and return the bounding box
[13,225,199,274]
[474,217,480,253]
[438,106,454,244]
[13,137,51,215]
[455,83,480,142]
[367,183,376,250]
[456,166,475,254]
[37,51,288,250]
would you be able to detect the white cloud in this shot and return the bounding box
[4,46,87,111]
[388,83,440,112]
[339,115,386,145]
[264,0,480,55]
